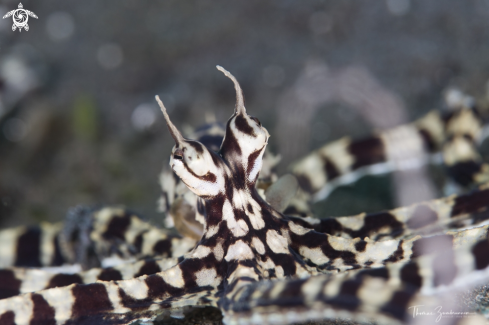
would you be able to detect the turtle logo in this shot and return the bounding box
[2,3,38,32]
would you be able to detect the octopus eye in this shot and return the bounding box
[250,116,261,126]
[173,148,184,160]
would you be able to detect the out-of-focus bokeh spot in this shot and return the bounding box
[97,43,124,70]
[131,103,157,131]
[386,0,411,16]
[46,12,75,41]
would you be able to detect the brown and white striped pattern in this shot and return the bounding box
[294,182,489,240]
[1,67,489,325]
[286,105,489,217]
[0,256,180,300]
[222,227,489,325]
[0,206,196,270]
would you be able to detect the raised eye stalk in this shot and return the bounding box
[216,65,246,116]
[156,95,184,145]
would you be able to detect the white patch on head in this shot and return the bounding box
[251,237,266,255]
[162,265,185,288]
[195,267,221,287]
[225,240,255,261]
[41,286,75,323]
[118,278,149,300]
[288,221,311,235]
[222,199,249,237]
[230,116,269,161]
[213,241,225,261]
[266,229,289,254]
[299,246,329,265]
[178,172,222,197]
[171,143,212,176]
[190,245,211,259]
[170,144,225,197]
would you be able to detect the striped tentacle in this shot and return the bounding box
[0,256,180,300]
[287,110,447,210]
[286,217,489,274]
[286,105,488,217]
[222,226,489,325]
[0,206,196,270]
[0,256,223,325]
[66,207,195,266]
[216,224,488,318]
[0,222,64,268]
[288,182,489,240]
[443,107,489,187]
